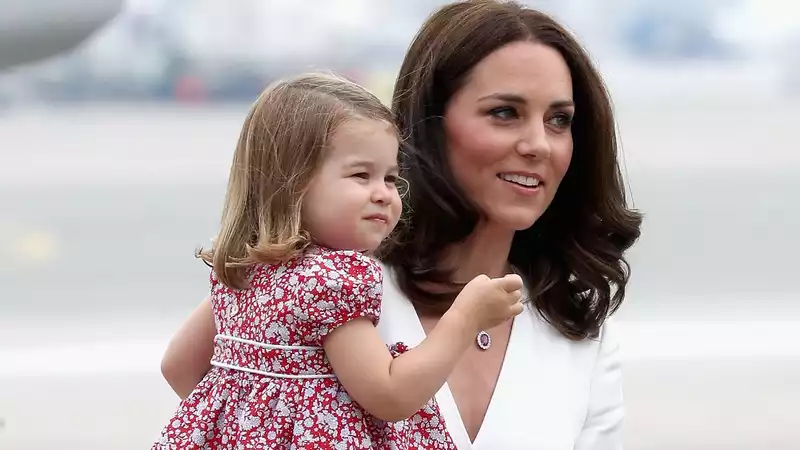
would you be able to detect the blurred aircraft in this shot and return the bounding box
[0,0,124,71]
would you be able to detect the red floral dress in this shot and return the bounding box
[153,247,456,449]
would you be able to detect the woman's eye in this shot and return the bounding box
[488,106,519,120]
[548,113,573,129]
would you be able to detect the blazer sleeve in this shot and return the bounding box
[575,318,625,450]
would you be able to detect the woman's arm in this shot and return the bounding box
[160,297,217,399]
[574,319,625,450]
[323,308,477,422]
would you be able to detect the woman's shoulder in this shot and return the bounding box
[374,260,407,299]
[527,303,618,343]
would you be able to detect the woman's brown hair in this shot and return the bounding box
[379,0,643,340]
[199,72,395,289]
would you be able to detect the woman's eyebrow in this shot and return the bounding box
[477,92,574,109]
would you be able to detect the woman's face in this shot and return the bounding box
[443,40,574,231]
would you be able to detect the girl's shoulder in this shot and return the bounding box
[302,247,382,281]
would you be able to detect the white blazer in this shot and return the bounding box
[377,265,624,450]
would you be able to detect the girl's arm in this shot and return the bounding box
[160,297,217,398]
[323,308,477,422]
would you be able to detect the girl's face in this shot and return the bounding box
[443,41,574,231]
[302,118,402,252]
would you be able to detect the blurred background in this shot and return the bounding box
[1,0,798,449]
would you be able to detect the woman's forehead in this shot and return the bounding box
[457,41,573,103]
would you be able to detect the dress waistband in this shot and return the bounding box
[210,334,335,379]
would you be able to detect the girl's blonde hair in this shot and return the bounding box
[198,72,395,289]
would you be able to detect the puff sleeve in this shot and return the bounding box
[297,249,383,344]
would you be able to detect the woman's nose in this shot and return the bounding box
[516,122,552,160]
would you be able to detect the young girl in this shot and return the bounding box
[153,72,524,449]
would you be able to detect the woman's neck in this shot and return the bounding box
[443,221,515,282]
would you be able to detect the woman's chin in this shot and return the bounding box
[483,209,544,232]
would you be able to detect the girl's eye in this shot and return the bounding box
[385,175,399,184]
[488,106,519,120]
[352,172,369,180]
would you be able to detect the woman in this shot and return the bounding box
[160,1,642,448]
